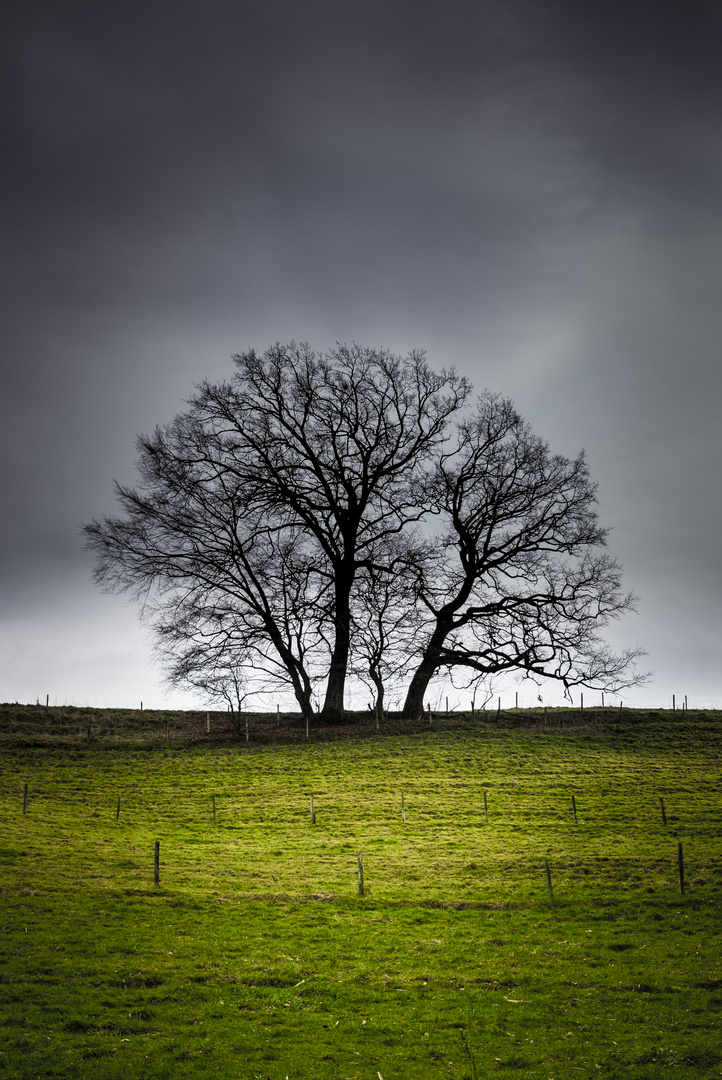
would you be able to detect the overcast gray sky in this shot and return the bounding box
[2,0,721,709]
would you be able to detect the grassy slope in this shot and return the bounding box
[0,707,720,1079]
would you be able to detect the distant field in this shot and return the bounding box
[0,705,720,1079]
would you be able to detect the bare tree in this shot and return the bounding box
[350,536,429,723]
[84,413,328,725]
[84,343,469,721]
[401,393,646,717]
[164,634,251,735]
[179,343,469,720]
[85,349,643,720]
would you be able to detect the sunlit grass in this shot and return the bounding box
[0,706,720,1078]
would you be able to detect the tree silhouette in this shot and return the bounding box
[84,345,644,721]
[85,343,469,721]
[402,393,642,716]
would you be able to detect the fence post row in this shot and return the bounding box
[14,731,699,903]
[129,840,681,901]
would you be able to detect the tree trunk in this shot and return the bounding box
[322,642,349,721]
[263,622,315,727]
[369,666,384,724]
[321,566,354,721]
[402,656,438,718]
[289,665,315,728]
[401,626,450,718]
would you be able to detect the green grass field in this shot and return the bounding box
[1,705,721,1079]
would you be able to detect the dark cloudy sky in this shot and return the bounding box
[2,0,721,709]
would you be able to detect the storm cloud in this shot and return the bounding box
[2,0,721,707]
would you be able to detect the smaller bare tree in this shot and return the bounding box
[178,650,250,735]
[156,607,253,735]
[350,539,428,723]
[402,392,646,717]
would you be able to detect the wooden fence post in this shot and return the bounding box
[484,790,488,823]
[154,840,160,887]
[572,794,578,824]
[357,852,364,896]
[310,794,315,824]
[401,792,406,823]
[116,796,121,823]
[544,858,553,901]
[22,783,28,815]
[659,796,667,826]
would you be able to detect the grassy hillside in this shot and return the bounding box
[0,706,720,1078]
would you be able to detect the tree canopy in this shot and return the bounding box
[84,343,644,719]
